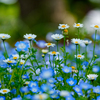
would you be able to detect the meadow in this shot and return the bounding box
[0,23,100,100]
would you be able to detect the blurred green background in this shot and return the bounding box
[0,0,100,46]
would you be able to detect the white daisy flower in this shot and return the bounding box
[51,34,64,40]
[0,34,11,40]
[75,54,84,59]
[24,34,37,40]
[45,43,55,47]
[33,93,48,100]
[21,54,28,59]
[71,38,82,45]
[12,54,19,60]
[58,24,69,29]
[48,51,60,55]
[87,74,98,80]
[3,58,16,64]
[0,89,10,94]
[82,40,92,45]
[73,23,83,28]
[24,81,30,85]
[20,59,25,65]
[90,24,100,30]
[42,49,48,54]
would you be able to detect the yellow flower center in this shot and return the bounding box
[3,90,7,93]
[2,36,5,38]
[64,29,68,32]
[28,37,32,39]
[47,43,51,45]
[20,62,24,64]
[94,25,99,28]
[13,57,17,59]
[75,41,78,44]
[25,82,29,85]
[92,77,94,79]
[77,55,82,57]
[39,95,43,99]
[8,61,12,63]
[71,66,75,70]
[61,25,66,28]
[52,51,56,54]
[76,24,80,26]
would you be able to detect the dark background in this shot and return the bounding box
[0,0,100,46]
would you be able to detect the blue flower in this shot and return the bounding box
[41,84,52,92]
[93,86,100,94]
[97,96,100,100]
[82,61,89,66]
[92,65,100,73]
[40,68,54,79]
[47,78,57,84]
[30,86,39,93]
[79,82,92,90]
[15,41,29,52]
[73,85,82,94]
[28,81,38,88]
[11,89,16,94]
[0,96,5,100]
[66,78,77,86]
[37,40,46,48]
[62,66,72,73]
[66,96,75,100]
[57,77,63,81]
[20,86,29,93]
[24,94,32,99]
[22,74,29,79]
[12,95,22,100]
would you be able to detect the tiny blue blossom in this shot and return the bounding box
[62,66,72,73]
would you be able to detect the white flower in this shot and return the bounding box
[12,54,19,60]
[87,74,98,80]
[51,34,64,40]
[24,81,30,85]
[0,89,10,94]
[42,49,48,54]
[20,59,25,65]
[3,58,16,64]
[21,54,28,59]
[82,40,92,45]
[73,23,83,28]
[45,43,55,47]
[0,34,11,40]
[60,90,70,97]
[58,24,69,29]
[48,51,60,55]
[75,54,84,59]
[90,24,100,30]
[33,93,48,100]
[7,67,13,73]
[24,34,37,40]
[71,38,82,45]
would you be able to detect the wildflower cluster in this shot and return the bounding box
[0,23,100,100]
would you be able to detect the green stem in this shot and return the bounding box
[93,30,97,57]
[85,45,88,61]
[64,36,66,65]
[49,47,51,66]
[56,40,59,59]
[3,40,8,58]
[53,55,55,69]
[77,28,80,39]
